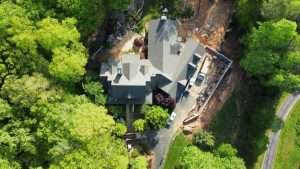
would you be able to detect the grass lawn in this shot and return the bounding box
[252,91,289,169]
[274,100,300,169]
[252,153,265,169]
[275,92,289,111]
[163,133,190,169]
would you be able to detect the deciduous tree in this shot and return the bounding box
[50,135,129,169]
[144,105,169,129]
[36,17,80,51]
[241,19,300,91]
[192,130,215,151]
[0,158,21,169]
[262,0,300,20]
[82,80,107,105]
[133,119,146,133]
[235,0,262,30]
[1,73,60,108]
[0,2,47,76]
[48,45,87,83]
[176,146,246,169]
[0,98,12,120]
[215,144,238,158]
[130,156,148,169]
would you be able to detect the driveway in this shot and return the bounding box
[147,94,197,169]
[262,93,300,169]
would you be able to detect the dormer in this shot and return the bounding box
[192,53,202,65]
[187,62,197,79]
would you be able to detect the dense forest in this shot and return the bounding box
[213,0,300,168]
[0,0,150,169]
[1,0,300,168]
[237,0,300,91]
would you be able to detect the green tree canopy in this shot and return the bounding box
[235,0,262,30]
[192,130,215,151]
[0,98,12,120]
[241,19,300,91]
[5,0,131,37]
[82,79,107,105]
[130,156,148,169]
[0,2,88,83]
[133,119,147,133]
[48,45,87,82]
[144,105,169,129]
[1,73,61,108]
[35,17,87,82]
[36,17,80,51]
[0,1,129,169]
[49,135,129,169]
[105,0,131,10]
[113,123,127,137]
[54,0,106,36]
[215,144,238,158]
[176,146,246,169]
[0,158,21,169]
[0,72,126,168]
[0,2,47,76]
[0,92,128,168]
[262,0,300,20]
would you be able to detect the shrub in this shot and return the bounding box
[133,119,147,133]
[193,130,215,151]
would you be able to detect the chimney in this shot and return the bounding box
[160,8,168,21]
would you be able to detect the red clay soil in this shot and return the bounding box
[181,0,234,49]
[198,27,244,130]
[180,0,244,130]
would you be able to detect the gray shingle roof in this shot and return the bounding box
[100,18,206,104]
[148,19,179,75]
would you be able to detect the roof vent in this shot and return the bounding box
[170,42,182,55]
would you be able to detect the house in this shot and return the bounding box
[100,15,206,105]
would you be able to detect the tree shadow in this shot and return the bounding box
[271,116,284,132]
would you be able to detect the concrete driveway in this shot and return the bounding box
[147,94,196,169]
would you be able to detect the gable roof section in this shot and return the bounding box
[148,19,180,76]
[148,19,206,99]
